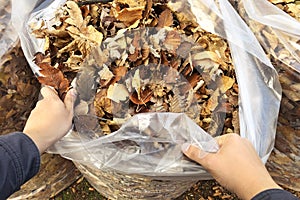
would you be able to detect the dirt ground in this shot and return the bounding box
[52,177,300,200]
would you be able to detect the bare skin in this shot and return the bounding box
[182,134,281,200]
[23,86,76,154]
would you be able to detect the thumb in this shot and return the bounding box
[64,88,77,114]
[181,143,211,167]
[40,86,59,100]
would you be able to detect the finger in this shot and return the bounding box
[40,86,60,100]
[64,88,77,114]
[181,143,210,166]
[214,133,240,147]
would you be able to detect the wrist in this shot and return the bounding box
[242,176,281,200]
[23,129,50,154]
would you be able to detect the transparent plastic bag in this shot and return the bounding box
[11,0,66,75]
[229,0,300,191]
[12,0,282,197]
[177,0,282,162]
[241,0,300,73]
[0,0,18,58]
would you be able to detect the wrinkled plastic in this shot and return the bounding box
[230,0,300,191]
[187,0,282,162]
[0,0,18,58]
[234,0,300,73]
[54,113,218,177]
[11,0,65,75]
[12,0,281,179]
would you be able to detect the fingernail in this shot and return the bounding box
[181,143,191,153]
[69,89,77,97]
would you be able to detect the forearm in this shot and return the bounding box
[0,132,40,200]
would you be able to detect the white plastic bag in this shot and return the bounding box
[12,0,281,178]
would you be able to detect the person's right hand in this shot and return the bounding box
[23,86,76,154]
[181,133,281,200]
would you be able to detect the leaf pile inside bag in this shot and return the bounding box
[31,0,239,136]
[268,0,300,21]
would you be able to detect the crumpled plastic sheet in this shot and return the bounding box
[50,113,218,178]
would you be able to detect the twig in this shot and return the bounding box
[77,0,113,6]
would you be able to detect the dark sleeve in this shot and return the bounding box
[0,132,40,200]
[252,189,299,200]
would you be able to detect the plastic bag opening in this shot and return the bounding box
[13,0,281,178]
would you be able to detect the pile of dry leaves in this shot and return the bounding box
[0,1,39,135]
[31,0,239,136]
[0,43,40,134]
[269,0,300,21]
[0,0,11,41]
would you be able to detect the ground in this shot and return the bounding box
[53,177,300,200]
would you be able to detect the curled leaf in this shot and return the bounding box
[34,53,70,99]
[129,88,153,105]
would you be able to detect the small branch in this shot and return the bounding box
[78,0,113,6]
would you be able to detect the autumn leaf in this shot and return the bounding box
[115,7,144,26]
[128,33,141,62]
[34,53,70,99]
[112,66,128,84]
[219,76,235,93]
[157,9,173,28]
[129,88,153,105]
[164,30,181,54]
[107,83,129,103]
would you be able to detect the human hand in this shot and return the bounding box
[181,133,281,200]
[23,86,77,154]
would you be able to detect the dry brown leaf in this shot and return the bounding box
[157,9,173,28]
[164,30,181,53]
[128,33,141,62]
[112,66,128,84]
[107,83,129,103]
[65,1,84,27]
[132,69,141,100]
[99,65,114,83]
[205,89,221,112]
[94,89,113,116]
[129,88,153,105]
[115,7,144,26]
[187,73,201,88]
[34,53,70,99]
[219,76,235,93]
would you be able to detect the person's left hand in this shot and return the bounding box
[23,86,77,154]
